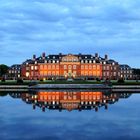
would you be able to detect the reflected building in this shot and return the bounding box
[9,91,132,112]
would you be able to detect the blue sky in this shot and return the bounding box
[0,0,140,67]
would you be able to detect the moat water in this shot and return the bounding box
[0,90,140,140]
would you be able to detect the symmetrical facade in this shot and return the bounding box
[21,53,121,80]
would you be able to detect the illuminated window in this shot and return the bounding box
[31,66,34,70]
[52,65,55,69]
[81,65,84,69]
[56,65,59,69]
[48,65,51,69]
[35,66,38,70]
[44,65,47,69]
[52,71,55,75]
[85,65,88,69]
[89,65,92,69]
[93,65,96,69]
[53,60,55,63]
[97,65,100,70]
[56,71,59,75]
[40,71,43,76]
[73,65,76,69]
[107,66,109,70]
[40,65,43,69]
[26,72,29,77]
[68,65,72,69]
[89,71,92,75]
[48,71,51,75]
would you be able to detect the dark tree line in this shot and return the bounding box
[133,68,140,75]
[0,64,9,77]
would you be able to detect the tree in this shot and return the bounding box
[133,68,140,75]
[0,64,9,77]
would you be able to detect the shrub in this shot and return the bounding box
[1,77,5,82]
[117,78,125,83]
[17,78,23,84]
[96,78,101,82]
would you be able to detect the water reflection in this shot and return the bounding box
[8,90,132,112]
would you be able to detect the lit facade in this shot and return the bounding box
[21,53,120,80]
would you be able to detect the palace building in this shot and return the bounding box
[21,53,120,80]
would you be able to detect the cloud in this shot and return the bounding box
[0,0,140,67]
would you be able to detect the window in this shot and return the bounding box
[52,65,55,69]
[26,72,29,77]
[48,65,51,69]
[97,65,100,70]
[56,65,59,69]
[35,66,38,70]
[93,65,96,69]
[89,65,92,69]
[40,65,43,69]
[64,65,67,69]
[73,65,76,69]
[68,65,72,69]
[31,66,34,70]
[44,65,47,69]
[85,65,88,69]
[81,65,84,69]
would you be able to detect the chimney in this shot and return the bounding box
[33,54,36,60]
[42,52,45,59]
[95,53,98,58]
[59,53,62,56]
[105,54,108,60]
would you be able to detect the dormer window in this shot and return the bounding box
[85,56,87,59]
[104,61,106,64]
[53,56,55,59]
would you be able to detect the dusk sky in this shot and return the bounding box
[0,0,140,67]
